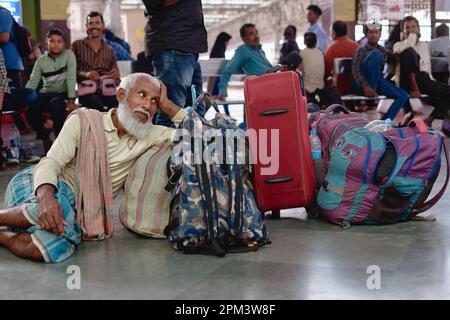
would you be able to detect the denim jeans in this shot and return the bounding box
[152,50,205,127]
[33,93,68,137]
[3,85,39,134]
[353,50,408,120]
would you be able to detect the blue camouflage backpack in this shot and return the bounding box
[164,93,270,257]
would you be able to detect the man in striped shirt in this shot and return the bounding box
[72,12,120,111]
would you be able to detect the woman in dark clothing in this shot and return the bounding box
[210,32,232,58]
[385,23,401,52]
[279,25,300,63]
[207,32,232,95]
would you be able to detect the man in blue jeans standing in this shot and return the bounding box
[352,22,409,121]
[0,6,45,157]
[143,0,207,127]
[0,6,37,109]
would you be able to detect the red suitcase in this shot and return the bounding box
[244,71,316,215]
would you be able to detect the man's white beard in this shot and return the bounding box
[117,102,154,140]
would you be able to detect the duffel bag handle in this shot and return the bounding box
[415,136,450,214]
[324,104,351,115]
[408,118,428,134]
[193,92,220,114]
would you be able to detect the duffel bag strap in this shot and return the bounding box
[193,92,220,114]
[165,165,182,192]
[324,104,351,115]
[196,163,227,257]
[414,136,450,213]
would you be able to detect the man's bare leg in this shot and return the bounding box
[0,231,44,262]
[0,206,33,228]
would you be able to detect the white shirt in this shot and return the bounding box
[393,33,433,85]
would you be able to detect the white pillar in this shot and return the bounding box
[104,0,124,38]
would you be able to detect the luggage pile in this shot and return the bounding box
[317,120,449,228]
[119,71,449,258]
[307,102,449,229]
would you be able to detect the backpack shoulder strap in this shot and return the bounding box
[414,136,450,213]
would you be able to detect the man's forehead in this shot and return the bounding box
[405,20,418,27]
[88,16,102,23]
[131,78,160,94]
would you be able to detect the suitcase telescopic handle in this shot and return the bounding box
[264,176,293,184]
[259,109,289,116]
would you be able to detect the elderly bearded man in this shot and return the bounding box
[0,73,187,263]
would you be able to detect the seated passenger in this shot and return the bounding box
[394,16,450,127]
[352,22,408,121]
[215,23,272,100]
[279,25,300,64]
[104,28,134,61]
[71,11,120,111]
[300,32,324,93]
[325,21,358,95]
[0,73,187,263]
[429,24,450,58]
[26,29,77,149]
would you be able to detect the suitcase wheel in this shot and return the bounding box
[342,220,351,230]
[306,204,319,219]
[269,210,281,219]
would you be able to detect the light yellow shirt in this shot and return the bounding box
[300,48,325,92]
[33,108,187,197]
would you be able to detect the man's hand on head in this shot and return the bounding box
[157,81,180,119]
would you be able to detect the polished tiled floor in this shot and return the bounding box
[1,115,450,300]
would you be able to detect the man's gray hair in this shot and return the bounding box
[118,73,161,98]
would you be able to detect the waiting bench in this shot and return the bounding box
[333,57,429,102]
[198,58,246,116]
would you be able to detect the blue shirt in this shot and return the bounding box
[308,23,330,53]
[104,38,134,61]
[219,44,272,96]
[0,6,23,71]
